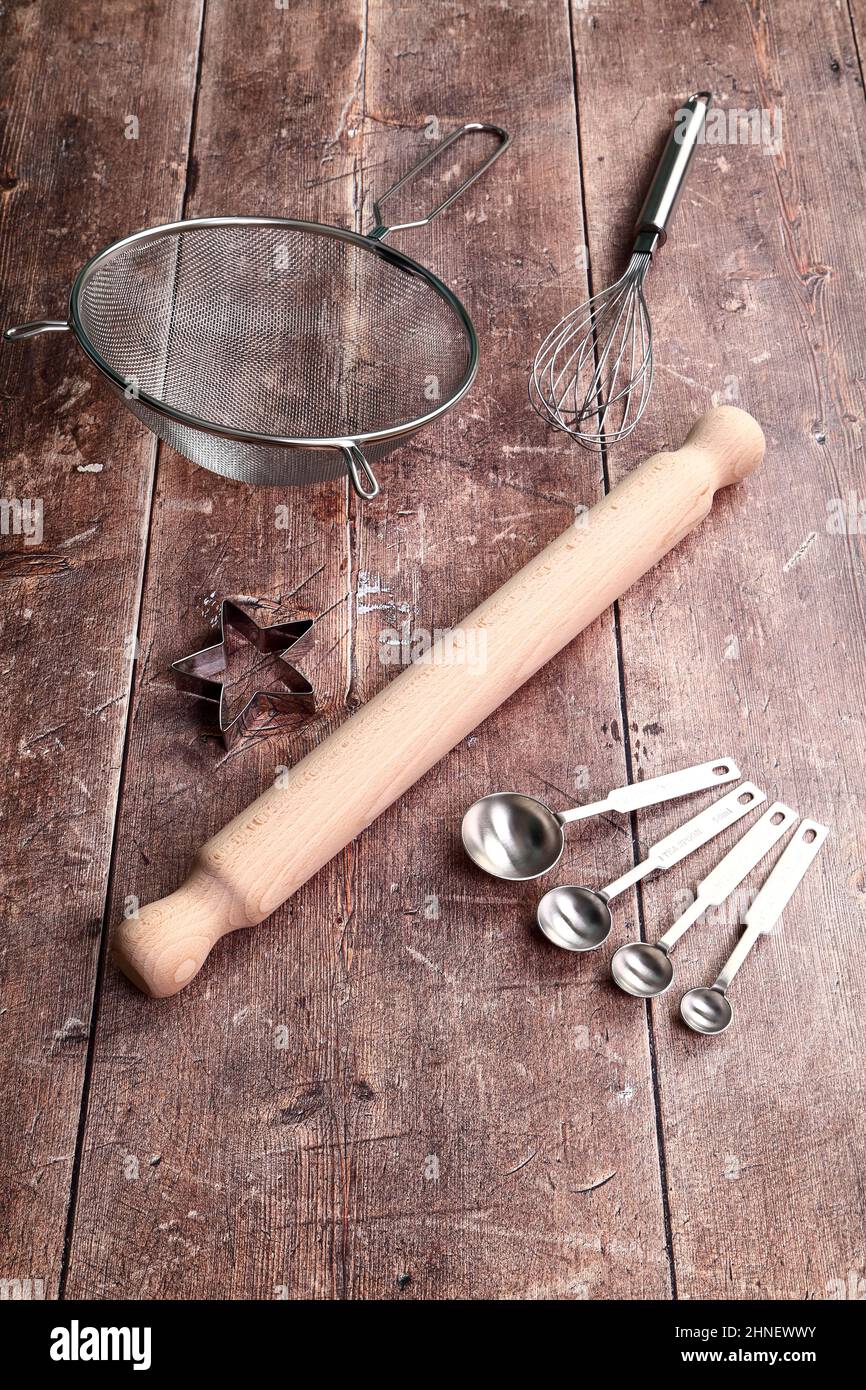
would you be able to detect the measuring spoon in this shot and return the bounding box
[461,757,740,881]
[611,800,797,997]
[680,818,828,1034]
[536,781,765,951]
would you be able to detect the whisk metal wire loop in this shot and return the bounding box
[530,251,653,447]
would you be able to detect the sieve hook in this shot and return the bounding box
[5,320,70,340]
[340,442,380,501]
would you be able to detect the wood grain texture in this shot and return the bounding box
[1,0,863,1303]
[309,0,674,1301]
[0,0,203,1297]
[66,0,676,1300]
[570,0,866,1299]
[63,0,370,1300]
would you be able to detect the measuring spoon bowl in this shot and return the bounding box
[462,793,565,881]
[537,885,612,952]
[680,986,733,1035]
[611,941,673,997]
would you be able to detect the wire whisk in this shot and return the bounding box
[530,93,711,452]
[531,250,653,448]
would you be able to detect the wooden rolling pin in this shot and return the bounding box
[114,406,764,996]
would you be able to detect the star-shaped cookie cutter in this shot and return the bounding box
[170,599,316,749]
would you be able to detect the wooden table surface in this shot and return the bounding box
[1,0,864,1302]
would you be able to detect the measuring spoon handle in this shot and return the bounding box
[558,756,740,824]
[658,800,797,950]
[696,801,799,906]
[649,781,765,871]
[713,819,829,992]
[604,781,764,900]
[743,818,829,934]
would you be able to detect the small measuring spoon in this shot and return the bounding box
[680,818,828,1035]
[611,800,797,997]
[537,782,765,952]
[461,757,741,881]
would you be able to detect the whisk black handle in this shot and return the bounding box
[634,92,711,248]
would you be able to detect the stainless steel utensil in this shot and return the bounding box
[680,818,828,1035]
[5,122,510,501]
[536,781,764,952]
[170,599,316,750]
[461,756,741,881]
[611,800,797,997]
[530,93,710,450]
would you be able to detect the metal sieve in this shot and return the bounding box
[5,122,510,500]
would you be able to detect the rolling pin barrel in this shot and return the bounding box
[113,406,765,997]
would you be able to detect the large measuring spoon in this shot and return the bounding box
[536,782,764,951]
[611,800,797,997]
[680,818,828,1035]
[461,757,740,881]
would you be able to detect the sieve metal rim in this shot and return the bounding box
[67,214,479,452]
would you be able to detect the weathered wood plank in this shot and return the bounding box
[0,0,203,1298]
[301,0,672,1299]
[24,0,863,1305]
[63,0,369,1300]
[571,0,866,1298]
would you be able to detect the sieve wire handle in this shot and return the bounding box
[367,122,511,240]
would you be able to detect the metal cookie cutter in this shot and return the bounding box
[171,599,316,749]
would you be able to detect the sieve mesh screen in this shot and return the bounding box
[75,221,472,485]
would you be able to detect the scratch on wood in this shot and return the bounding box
[573,1171,617,1194]
[503,1148,538,1176]
[329,7,368,148]
[782,532,818,572]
